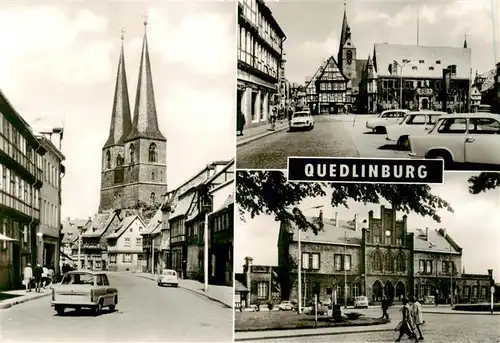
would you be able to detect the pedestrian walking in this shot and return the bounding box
[237,109,246,136]
[48,265,55,285]
[269,107,277,131]
[410,296,425,340]
[287,107,293,127]
[42,265,49,288]
[381,296,390,320]
[435,290,439,306]
[33,263,43,293]
[23,263,33,292]
[394,297,418,342]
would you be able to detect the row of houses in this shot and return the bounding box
[61,159,234,286]
[236,206,495,307]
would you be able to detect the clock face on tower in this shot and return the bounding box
[346,50,353,65]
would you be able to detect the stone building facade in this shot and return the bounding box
[100,25,167,211]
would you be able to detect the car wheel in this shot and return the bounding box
[174,284,178,288]
[109,295,117,311]
[94,299,104,316]
[427,150,452,169]
[157,282,162,287]
[55,305,65,316]
[397,136,410,150]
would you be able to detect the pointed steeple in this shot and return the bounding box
[104,29,133,148]
[339,2,350,50]
[463,34,468,48]
[126,16,166,142]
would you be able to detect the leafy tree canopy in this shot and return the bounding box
[237,171,457,234]
[468,172,500,194]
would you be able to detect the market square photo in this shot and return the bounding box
[236,0,500,171]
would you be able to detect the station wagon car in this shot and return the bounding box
[385,111,445,149]
[157,269,179,287]
[366,109,409,133]
[51,271,118,315]
[408,113,500,167]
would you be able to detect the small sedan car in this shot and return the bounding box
[366,109,409,133]
[354,296,369,308]
[278,300,294,311]
[385,111,445,149]
[290,111,314,131]
[51,271,118,315]
[408,112,500,168]
[157,269,179,287]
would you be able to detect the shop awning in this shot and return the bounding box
[0,233,17,241]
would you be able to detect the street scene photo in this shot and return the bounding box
[236,0,500,170]
[0,2,234,342]
[235,170,500,342]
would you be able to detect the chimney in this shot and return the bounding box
[335,212,339,226]
[354,214,359,231]
[244,257,253,307]
[425,227,429,241]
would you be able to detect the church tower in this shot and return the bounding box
[337,2,357,81]
[122,18,167,209]
[100,29,133,212]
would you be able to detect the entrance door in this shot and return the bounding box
[12,243,21,288]
[421,97,429,110]
[385,281,395,301]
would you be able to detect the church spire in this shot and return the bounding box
[103,28,133,149]
[463,34,468,48]
[126,15,166,142]
[339,1,350,49]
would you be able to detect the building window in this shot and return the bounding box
[106,151,111,169]
[150,192,155,205]
[302,252,310,269]
[385,251,394,272]
[129,144,135,164]
[396,252,406,272]
[353,284,359,297]
[148,143,157,162]
[372,251,383,271]
[136,237,142,246]
[152,171,155,181]
[334,254,342,271]
[334,254,351,271]
[419,60,424,64]
[110,254,117,264]
[429,66,434,71]
[123,253,132,263]
[124,238,130,247]
[257,282,268,299]
[412,66,418,71]
[311,253,320,270]
[436,60,441,64]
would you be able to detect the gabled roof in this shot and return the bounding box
[141,208,163,235]
[317,56,347,83]
[106,215,143,240]
[287,217,362,246]
[412,228,461,253]
[61,218,91,244]
[305,59,330,89]
[373,43,471,79]
[82,212,117,238]
[170,192,196,221]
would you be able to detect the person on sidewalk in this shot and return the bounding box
[237,109,246,136]
[381,296,390,320]
[23,263,33,292]
[41,265,49,288]
[33,263,43,293]
[410,296,425,340]
[269,108,277,131]
[394,297,418,342]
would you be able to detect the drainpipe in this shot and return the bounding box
[30,144,43,267]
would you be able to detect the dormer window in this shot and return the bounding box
[429,66,434,70]
[412,66,418,70]
[419,60,424,64]
[436,60,441,64]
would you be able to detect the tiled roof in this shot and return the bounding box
[213,194,234,214]
[170,192,195,221]
[142,208,163,235]
[186,194,199,222]
[106,215,140,239]
[412,228,460,253]
[353,59,368,87]
[288,217,362,245]
[61,218,90,244]
[374,44,471,79]
[82,213,115,238]
[235,280,249,293]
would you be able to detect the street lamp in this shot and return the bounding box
[362,219,368,297]
[449,244,454,306]
[394,60,411,110]
[297,204,324,314]
[77,226,83,270]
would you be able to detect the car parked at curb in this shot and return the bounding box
[51,271,118,316]
[157,269,179,287]
[354,296,369,308]
[278,300,294,311]
[385,111,445,149]
[366,109,409,133]
[408,112,500,167]
[290,111,314,131]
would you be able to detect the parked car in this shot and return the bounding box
[290,111,314,131]
[278,300,294,311]
[385,111,446,149]
[51,271,118,316]
[366,109,409,133]
[408,112,500,167]
[157,269,179,287]
[354,296,369,308]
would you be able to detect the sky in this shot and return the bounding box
[0,1,235,218]
[267,0,499,84]
[235,172,500,277]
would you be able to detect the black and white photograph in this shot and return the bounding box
[0,2,235,342]
[236,0,500,171]
[234,170,500,342]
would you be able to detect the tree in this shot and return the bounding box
[468,172,500,194]
[237,171,454,234]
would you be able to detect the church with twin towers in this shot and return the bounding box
[100,19,167,212]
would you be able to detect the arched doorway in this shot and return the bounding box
[396,281,406,300]
[373,280,383,302]
[385,281,395,301]
[420,97,429,110]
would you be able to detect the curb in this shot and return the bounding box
[237,125,289,148]
[0,292,51,310]
[234,327,393,341]
[424,310,500,315]
[123,273,232,309]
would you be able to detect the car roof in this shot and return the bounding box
[382,109,409,113]
[437,112,500,120]
[294,111,310,115]
[406,111,447,115]
[65,270,103,276]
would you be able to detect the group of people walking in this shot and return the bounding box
[393,296,425,342]
[22,263,55,293]
[236,104,297,137]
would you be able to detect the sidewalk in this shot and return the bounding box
[235,322,394,341]
[123,271,233,308]
[237,121,289,147]
[0,288,52,310]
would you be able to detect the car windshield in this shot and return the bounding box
[61,272,94,285]
[357,296,367,301]
[293,113,309,118]
[163,270,176,276]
